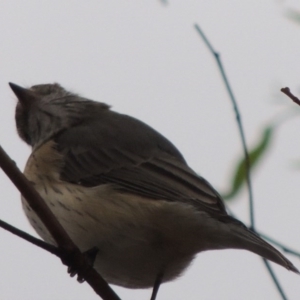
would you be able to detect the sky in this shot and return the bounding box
[0,1,300,299]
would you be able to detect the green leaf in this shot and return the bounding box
[285,9,300,24]
[222,125,275,200]
[290,159,300,169]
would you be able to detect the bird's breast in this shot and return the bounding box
[21,140,217,288]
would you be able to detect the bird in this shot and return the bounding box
[10,82,298,300]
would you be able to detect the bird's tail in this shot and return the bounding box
[229,223,299,273]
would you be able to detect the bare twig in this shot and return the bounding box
[0,145,121,300]
[0,218,59,255]
[281,87,300,106]
[194,24,255,228]
[263,259,288,300]
[194,23,289,299]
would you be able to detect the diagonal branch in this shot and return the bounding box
[0,218,59,255]
[0,145,121,300]
[263,259,288,300]
[281,87,300,106]
[194,23,290,299]
[194,23,255,228]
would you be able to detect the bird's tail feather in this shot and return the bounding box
[229,224,299,274]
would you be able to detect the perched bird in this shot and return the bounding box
[10,82,298,299]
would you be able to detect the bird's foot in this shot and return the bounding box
[61,247,99,283]
[150,272,164,300]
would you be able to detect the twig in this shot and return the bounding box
[0,218,60,256]
[0,145,121,300]
[281,87,300,106]
[263,259,287,300]
[194,24,255,228]
[194,23,289,300]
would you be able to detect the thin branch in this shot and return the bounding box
[281,87,300,106]
[194,23,255,228]
[0,145,121,300]
[0,218,60,256]
[194,23,289,299]
[263,259,288,300]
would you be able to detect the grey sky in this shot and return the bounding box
[0,1,300,299]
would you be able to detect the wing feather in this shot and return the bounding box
[53,110,228,218]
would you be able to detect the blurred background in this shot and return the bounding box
[0,1,300,299]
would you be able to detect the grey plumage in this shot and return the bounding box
[10,82,299,292]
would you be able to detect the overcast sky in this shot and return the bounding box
[1,1,300,299]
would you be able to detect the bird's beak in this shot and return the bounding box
[9,82,37,106]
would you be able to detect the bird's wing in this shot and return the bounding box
[53,110,228,218]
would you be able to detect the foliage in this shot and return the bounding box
[223,125,275,200]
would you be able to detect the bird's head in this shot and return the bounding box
[10,82,109,149]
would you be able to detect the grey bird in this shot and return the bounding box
[10,82,299,299]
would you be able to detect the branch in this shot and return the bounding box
[194,23,289,299]
[281,87,300,106]
[0,218,59,255]
[263,259,288,300]
[0,145,121,300]
[194,24,255,228]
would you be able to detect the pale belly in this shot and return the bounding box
[22,141,227,288]
[22,178,218,288]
